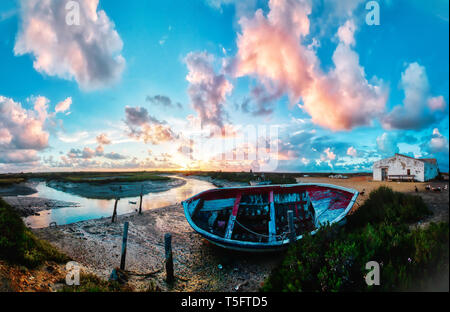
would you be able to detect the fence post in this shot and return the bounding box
[138,185,143,214]
[164,233,174,283]
[112,198,120,223]
[120,221,129,270]
[287,210,296,244]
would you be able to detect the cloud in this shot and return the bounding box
[427,96,446,112]
[95,144,104,156]
[14,0,125,90]
[185,51,233,128]
[232,0,387,130]
[0,95,51,164]
[429,128,449,154]
[96,133,111,145]
[55,97,72,114]
[324,147,336,161]
[0,149,39,164]
[146,95,182,109]
[124,106,176,144]
[205,0,265,17]
[347,146,357,157]
[376,132,399,156]
[419,128,449,171]
[382,62,447,130]
[57,131,89,143]
[103,152,128,160]
[67,147,95,159]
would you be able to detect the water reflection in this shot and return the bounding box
[25,176,215,229]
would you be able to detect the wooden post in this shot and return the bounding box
[287,210,296,244]
[165,233,174,283]
[111,198,120,223]
[120,221,129,270]
[138,185,143,214]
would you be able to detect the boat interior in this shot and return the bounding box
[188,189,319,243]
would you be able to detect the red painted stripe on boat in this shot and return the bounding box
[231,194,242,216]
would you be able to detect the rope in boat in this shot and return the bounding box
[234,219,288,240]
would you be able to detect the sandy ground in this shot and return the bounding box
[33,204,280,292]
[0,260,66,292]
[296,176,449,223]
[22,176,450,292]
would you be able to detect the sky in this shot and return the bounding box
[0,0,448,173]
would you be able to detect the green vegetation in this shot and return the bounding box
[186,171,298,185]
[0,198,69,268]
[0,178,25,185]
[262,187,449,292]
[0,171,170,184]
[347,186,432,229]
[60,273,133,292]
[61,172,170,184]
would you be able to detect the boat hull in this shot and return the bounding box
[182,183,358,252]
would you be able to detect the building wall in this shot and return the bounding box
[373,155,425,182]
[424,162,439,181]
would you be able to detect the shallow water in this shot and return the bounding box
[24,176,215,229]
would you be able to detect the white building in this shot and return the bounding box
[373,153,439,182]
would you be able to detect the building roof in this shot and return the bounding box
[395,153,437,164]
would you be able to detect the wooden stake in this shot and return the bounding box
[120,221,129,270]
[111,198,120,223]
[164,233,174,283]
[138,185,143,214]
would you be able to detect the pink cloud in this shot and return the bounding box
[55,97,72,114]
[96,133,111,145]
[428,96,446,111]
[346,146,357,157]
[185,51,233,128]
[0,95,53,164]
[324,147,336,160]
[232,0,387,130]
[14,0,125,90]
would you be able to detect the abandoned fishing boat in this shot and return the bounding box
[249,180,272,186]
[182,183,358,252]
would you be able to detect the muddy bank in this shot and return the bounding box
[3,196,80,218]
[33,204,283,292]
[46,178,186,200]
[0,182,37,197]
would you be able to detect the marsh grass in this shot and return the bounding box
[0,198,69,268]
[262,187,449,292]
[0,178,25,185]
[60,273,134,292]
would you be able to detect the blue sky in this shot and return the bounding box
[0,0,448,173]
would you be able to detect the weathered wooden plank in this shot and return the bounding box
[268,191,277,243]
[224,194,242,239]
[201,198,236,212]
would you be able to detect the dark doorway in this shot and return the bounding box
[381,168,388,181]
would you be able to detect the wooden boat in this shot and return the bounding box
[182,183,358,252]
[249,180,272,186]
